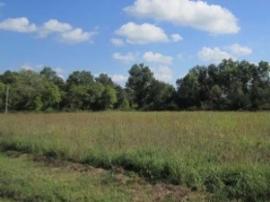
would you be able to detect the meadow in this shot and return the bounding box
[0,112,269,201]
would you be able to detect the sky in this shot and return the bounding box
[0,0,270,85]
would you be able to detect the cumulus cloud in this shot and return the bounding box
[40,19,72,36]
[198,47,233,63]
[0,17,37,33]
[0,17,95,44]
[170,34,183,42]
[112,51,175,83]
[142,51,174,82]
[40,19,95,44]
[60,28,93,44]
[113,52,138,64]
[198,44,253,63]
[152,66,173,83]
[111,74,128,86]
[228,43,253,56]
[125,0,240,34]
[115,22,183,45]
[111,38,125,47]
[116,22,169,44]
[143,51,173,65]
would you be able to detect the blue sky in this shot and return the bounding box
[0,0,270,85]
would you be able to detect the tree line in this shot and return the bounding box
[0,59,270,112]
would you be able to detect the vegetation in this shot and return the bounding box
[0,153,134,202]
[0,59,269,201]
[0,59,269,112]
[0,112,269,201]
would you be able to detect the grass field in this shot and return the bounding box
[0,112,269,201]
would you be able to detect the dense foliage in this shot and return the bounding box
[0,59,269,111]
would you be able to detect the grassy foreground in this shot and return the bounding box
[0,152,204,202]
[0,112,269,201]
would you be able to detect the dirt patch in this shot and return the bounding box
[151,184,189,202]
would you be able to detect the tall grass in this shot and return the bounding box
[0,112,269,201]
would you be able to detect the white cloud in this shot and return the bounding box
[170,34,183,42]
[116,22,169,44]
[111,74,128,86]
[60,28,93,44]
[198,44,253,63]
[143,51,173,65]
[125,0,239,34]
[152,66,173,83]
[40,19,94,44]
[142,51,174,82]
[228,43,253,56]
[113,52,138,64]
[112,51,175,83]
[111,38,125,47]
[0,17,95,44]
[41,19,72,36]
[198,47,233,63]
[115,22,183,45]
[0,17,37,33]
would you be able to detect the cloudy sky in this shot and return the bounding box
[0,0,269,85]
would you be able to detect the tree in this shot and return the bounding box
[99,86,117,110]
[1,70,62,111]
[0,59,269,111]
[0,71,18,84]
[64,71,96,110]
[250,61,270,109]
[41,81,62,111]
[126,64,154,109]
[96,74,114,86]
[66,71,94,87]
[175,59,270,110]
[146,80,176,110]
[40,67,65,89]
[114,85,130,110]
[176,68,201,109]
[0,82,5,111]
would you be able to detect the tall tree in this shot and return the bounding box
[66,71,94,87]
[96,74,114,86]
[126,64,154,109]
[0,82,6,111]
[40,67,65,90]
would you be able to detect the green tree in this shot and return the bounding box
[0,82,6,111]
[96,74,114,86]
[146,80,176,110]
[2,70,62,111]
[126,64,154,109]
[40,67,65,89]
[67,71,94,87]
[99,86,117,110]
[176,68,201,109]
[114,86,130,110]
[250,61,270,109]
[41,81,62,111]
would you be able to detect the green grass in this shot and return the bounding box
[0,112,269,201]
[0,152,207,202]
[0,153,132,202]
